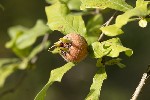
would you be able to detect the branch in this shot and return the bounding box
[130,65,150,100]
[98,11,117,42]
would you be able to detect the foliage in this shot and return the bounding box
[1,0,150,100]
[0,20,51,88]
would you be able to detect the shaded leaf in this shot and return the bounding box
[86,67,107,100]
[0,58,19,67]
[18,58,29,70]
[34,62,75,100]
[6,26,28,48]
[86,14,103,44]
[105,58,126,68]
[45,2,86,37]
[80,0,133,12]
[28,41,50,60]
[6,20,50,58]
[0,64,17,88]
[16,20,50,49]
[96,58,104,67]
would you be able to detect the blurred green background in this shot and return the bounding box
[0,0,150,100]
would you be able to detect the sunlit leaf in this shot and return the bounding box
[80,0,133,12]
[90,38,133,58]
[103,38,133,57]
[34,62,75,100]
[45,2,86,37]
[46,0,81,10]
[90,42,111,58]
[68,0,81,10]
[101,0,150,36]
[100,25,123,36]
[86,67,107,100]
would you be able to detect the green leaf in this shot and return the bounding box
[6,26,28,48]
[16,20,50,49]
[103,38,133,57]
[105,58,126,68]
[90,38,133,58]
[6,20,50,58]
[90,42,111,58]
[86,67,107,100]
[100,25,122,38]
[96,58,104,67]
[34,62,75,100]
[46,0,69,4]
[86,14,103,44]
[68,0,81,10]
[18,58,29,70]
[0,58,19,67]
[0,59,19,88]
[80,0,133,12]
[101,0,150,36]
[100,25,123,36]
[45,2,86,37]
[28,41,50,60]
[46,0,81,10]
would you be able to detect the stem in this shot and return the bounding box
[130,66,150,100]
[98,11,117,42]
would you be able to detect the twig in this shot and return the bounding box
[130,65,150,100]
[98,11,118,42]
